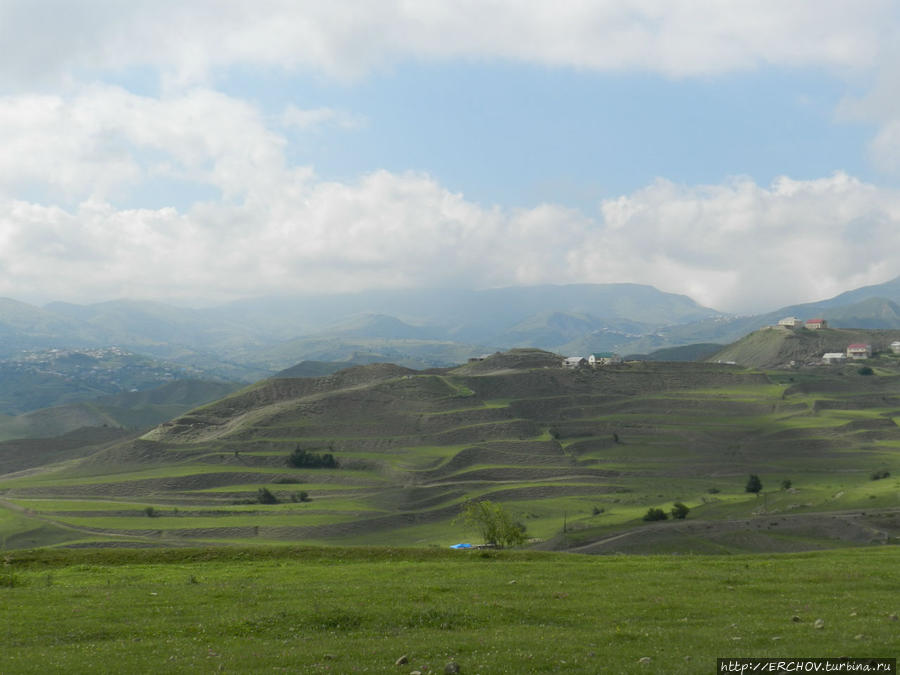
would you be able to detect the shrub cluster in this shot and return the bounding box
[288,446,338,469]
[871,469,891,481]
[642,508,668,521]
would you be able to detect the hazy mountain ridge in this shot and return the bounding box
[3,278,900,384]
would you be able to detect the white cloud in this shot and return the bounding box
[0,1,893,87]
[2,155,899,313]
[1,3,899,313]
[0,85,286,203]
[282,105,364,131]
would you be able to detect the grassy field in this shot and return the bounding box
[0,351,898,552]
[1,546,897,674]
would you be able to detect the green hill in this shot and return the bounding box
[709,326,900,368]
[2,349,898,553]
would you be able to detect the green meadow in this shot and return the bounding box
[1,546,898,674]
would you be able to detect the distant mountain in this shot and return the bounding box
[7,278,900,375]
[0,379,240,441]
[0,348,220,416]
[627,343,724,362]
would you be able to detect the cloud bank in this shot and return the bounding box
[1,2,899,313]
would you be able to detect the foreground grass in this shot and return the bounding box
[2,546,898,674]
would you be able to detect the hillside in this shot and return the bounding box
[0,379,241,442]
[709,325,900,368]
[2,349,898,553]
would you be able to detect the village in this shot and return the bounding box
[553,316,900,371]
[774,316,900,364]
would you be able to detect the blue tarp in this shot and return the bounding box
[449,543,473,549]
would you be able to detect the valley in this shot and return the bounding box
[2,349,898,554]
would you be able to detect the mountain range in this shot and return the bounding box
[4,277,900,387]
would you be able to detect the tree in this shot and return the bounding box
[745,474,763,494]
[780,479,792,490]
[670,502,690,520]
[288,446,338,469]
[257,487,278,504]
[642,507,668,521]
[454,500,526,548]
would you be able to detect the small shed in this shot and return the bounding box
[822,352,846,364]
[563,356,587,369]
[805,318,828,330]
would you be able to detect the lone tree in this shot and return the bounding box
[745,474,763,494]
[257,487,279,504]
[670,502,690,520]
[454,500,526,548]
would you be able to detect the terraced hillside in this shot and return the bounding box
[1,349,899,552]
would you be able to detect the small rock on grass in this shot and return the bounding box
[395,655,409,666]
[638,657,651,665]
[445,662,461,674]
[814,618,825,629]
[791,615,802,622]
[889,614,898,622]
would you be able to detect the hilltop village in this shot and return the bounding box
[773,317,900,364]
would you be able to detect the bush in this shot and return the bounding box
[592,505,604,515]
[257,487,279,504]
[670,503,690,520]
[871,469,891,481]
[642,507,668,522]
[288,446,338,469]
[745,474,763,494]
[454,500,526,548]
[858,366,874,376]
[144,506,157,518]
[290,491,311,503]
[781,479,792,490]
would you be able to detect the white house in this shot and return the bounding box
[822,352,846,364]
[778,316,800,327]
[846,343,872,360]
[588,352,621,366]
[563,356,587,369]
[890,341,900,354]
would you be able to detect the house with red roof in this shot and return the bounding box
[805,318,827,330]
[846,343,872,360]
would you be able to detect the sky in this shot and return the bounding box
[2,1,900,314]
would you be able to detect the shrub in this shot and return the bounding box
[454,500,526,548]
[670,503,690,520]
[144,506,157,518]
[592,505,604,516]
[745,474,763,494]
[871,469,891,481]
[290,491,311,503]
[707,487,720,494]
[781,479,792,490]
[257,487,279,504]
[288,446,338,469]
[858,366,874,376]
[642,507,668,522]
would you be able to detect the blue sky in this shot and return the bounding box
[0,1,899,313]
